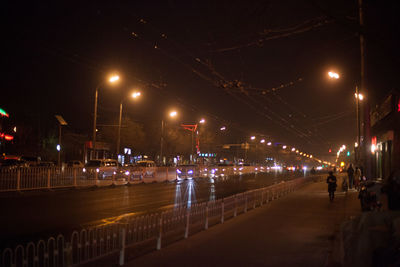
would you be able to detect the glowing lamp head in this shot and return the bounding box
[109,75,120,83]
[220,126,226,131]
[199,119,205,124]
[260,139,265,143]
[282,145,287,149]
[131,91,141,98]
[250,136,256,140]
[267,142,272,146]
[328,71,340,79]
[291,148,295,152]
[169,111,177,118]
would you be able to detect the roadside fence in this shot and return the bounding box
[0,175,321,266]
[0,165,270,193]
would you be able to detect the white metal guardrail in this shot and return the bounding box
[0,175,322,266]
[0,166,271,192]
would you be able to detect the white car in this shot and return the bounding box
[83,159,118,179]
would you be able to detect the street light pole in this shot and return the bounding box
[92,85,99,159]
[355,86,361,164]
[117,101,123,156]
[160,119,164,165]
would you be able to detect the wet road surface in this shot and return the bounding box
[0,171,307,249]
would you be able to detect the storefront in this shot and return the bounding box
[370,91,400,179]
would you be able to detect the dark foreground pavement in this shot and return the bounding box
[122,177,360,267]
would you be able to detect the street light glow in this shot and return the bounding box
[267,142,272,146]
[282,145,287,149]
[131,91,141,98]
[291,148,295,151]
[328,71,339,79]
[250,136,256,140]
[199,118,205,124]
[169,111,177,118]
[260,139,265,143]
[109,75,120,83]
[220,126,226,131]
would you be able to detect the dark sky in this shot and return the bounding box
[2,0,400,161]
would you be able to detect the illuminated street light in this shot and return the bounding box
[161,110,178,165]
[117,90,141,156]
[220,126,226,131]
[267,142,272,146]
[260,139,265,143]
[131,91,141,98]
[291,148,295,152]
[169,111,178,118]
[92,73,120,159]
[109,75,120,83]
[250,136,256,140]
[199,118,205,124]
[355,142,359,148]
[282,145,287,149]
[328,71,340,79]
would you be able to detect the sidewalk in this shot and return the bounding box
[124,177,361,267]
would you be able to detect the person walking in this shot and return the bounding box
[327,171,337,202]
[347,164,355,190]
[354,166,361,190]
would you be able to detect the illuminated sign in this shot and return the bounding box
[0,108,9,117]
[398,98,400,112]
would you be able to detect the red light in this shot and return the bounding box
[398,99,400,112]
[329,149,332,153]
[372,136,377,146]
[4,135,13,141]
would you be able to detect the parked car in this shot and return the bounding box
[0,158,28,170]
[20,156,40,167]
[135,160,156,167]
[38,161,56,167]
[83,159,118,179]
[67,160,84,168]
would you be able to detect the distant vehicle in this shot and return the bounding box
[67,160,84,168]
[135,160,156,167]
[38,161,55,167]
[83,159,118,179]
[20,156,40,167]
[0,158,28,170]
[176,164,199,180]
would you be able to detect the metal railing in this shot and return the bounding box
[0,175,321,266]
[0,165,270,192]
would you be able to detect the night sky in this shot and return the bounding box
[3,0,400,160]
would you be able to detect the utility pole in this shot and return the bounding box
[358,0,372,178]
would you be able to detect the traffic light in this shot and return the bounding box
[347,151,350,157]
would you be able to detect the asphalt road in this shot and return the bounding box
[0,171,308,249]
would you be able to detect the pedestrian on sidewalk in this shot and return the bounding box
[354,166,361,190]
[347,164,355,189]
[327,171,337,202]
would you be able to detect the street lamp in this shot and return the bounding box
[116,91,141,157]
[92,74,120,159]
[160,110,178,165]
[327,72,364,165]
[199,118,205,124]
[328,71,340,79]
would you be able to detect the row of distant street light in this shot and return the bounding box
[91,71,357,165]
